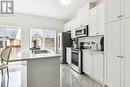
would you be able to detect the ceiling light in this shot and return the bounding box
[60,0,72,6]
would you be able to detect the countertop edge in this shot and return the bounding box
[9,55,61,62]
[82,50,104,54]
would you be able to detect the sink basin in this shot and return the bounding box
[34,50,50,54]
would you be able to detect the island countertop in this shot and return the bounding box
[9,49,61,62]
[1,49,61,87]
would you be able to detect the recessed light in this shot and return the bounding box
[60,0,72,6]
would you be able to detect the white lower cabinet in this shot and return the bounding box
[105,21,121,87]
[93,53,104,83]
[83,50,104,83]
[66,47,71,65]
[83,51,93,75]
[105,18,130,87]
[121,18,130,87]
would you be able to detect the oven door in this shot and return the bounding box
[71,50,82,73]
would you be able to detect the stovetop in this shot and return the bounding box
[71,48,82,51]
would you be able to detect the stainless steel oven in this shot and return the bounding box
[71,48,82,74]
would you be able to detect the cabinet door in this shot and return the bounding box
[105,21,121,87]
[64,22,72,32]
[77,4,89,26]
[106,0,120,22]
[71,19,76,38]
[64,24,68,32]
[121,0,130,19]
[121,18,130,87]
[83,51,93,75]
[90,3,105,36]
[81,4,89,26]
[93,53,104,82]
[97,3,105,35]
[89,8,97,36]
[71,29,75,38]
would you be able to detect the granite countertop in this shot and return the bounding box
[9,49,61,62]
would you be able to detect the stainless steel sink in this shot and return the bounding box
[34,50,50,54]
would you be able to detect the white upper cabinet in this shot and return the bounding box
[76,4,89,27]
[64,21,72,32]
[106,0,130,23]
[121,0,130,19]
[89,3,105,36]
[64,23,70,32]
[106,0,120,23]
[90,7,97,36]
[70,18,77,38]
[97,3,105,35]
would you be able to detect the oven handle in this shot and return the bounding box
[72,50,80,53]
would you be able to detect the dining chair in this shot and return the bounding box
[0,47,12,77]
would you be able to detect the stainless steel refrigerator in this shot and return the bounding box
[57,32,72,64]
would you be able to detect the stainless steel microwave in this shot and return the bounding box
[75,25,89,38]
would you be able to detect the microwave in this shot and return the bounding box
[75,25,89,38]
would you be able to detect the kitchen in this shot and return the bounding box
[0,0,130,87]
[59,0,130,87]
[58,0,104,84]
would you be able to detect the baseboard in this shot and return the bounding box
[83,73,105,87]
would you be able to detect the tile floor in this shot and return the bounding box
[60,64,104,87]
[0,62,104,87]
[0,62,27,87]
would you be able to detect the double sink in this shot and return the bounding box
[34,50,50,54]
[30,48,50,54]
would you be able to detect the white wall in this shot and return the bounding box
[0,13,66,50]
[0,13,65,32]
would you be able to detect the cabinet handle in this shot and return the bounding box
[120,15,124,18]
[117,16,120,18]
[117,56,124,58]
[118,15,124,18]
[120,56,124,58]
[117,56,120,58]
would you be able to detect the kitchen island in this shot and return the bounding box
[7,50,61,87]
[9,49,61,62]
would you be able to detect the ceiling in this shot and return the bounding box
[15,0,89,21]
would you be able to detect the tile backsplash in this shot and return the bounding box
[78,35,104,50]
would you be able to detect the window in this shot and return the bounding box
[0,27,21,57]
[30,29,56,52]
